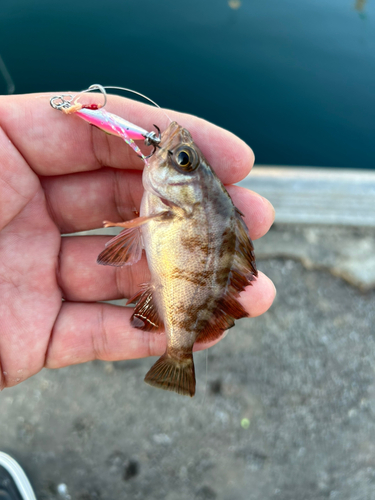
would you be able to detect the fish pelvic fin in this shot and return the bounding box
[128,283,164,332]
[144,351,196,397]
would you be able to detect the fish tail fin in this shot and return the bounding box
[144,351,196,397]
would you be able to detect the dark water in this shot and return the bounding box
[0,0,374,168]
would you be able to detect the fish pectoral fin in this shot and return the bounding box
[97,226,143,267]
[127,283,164,332]
[103,211,170,229]
[97,211,172,267]
[144,351,196,397]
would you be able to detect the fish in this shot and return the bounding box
[97,121,257,397]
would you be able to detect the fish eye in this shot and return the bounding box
[173,146,199,172]
[177,151,190,167]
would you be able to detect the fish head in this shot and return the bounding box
[143,121,213,208]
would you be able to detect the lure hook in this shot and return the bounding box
[144,124,161,147]
[142,125,161,159]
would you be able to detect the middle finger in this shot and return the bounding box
[41,168,142,234]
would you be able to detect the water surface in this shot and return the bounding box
[0,0,374,168]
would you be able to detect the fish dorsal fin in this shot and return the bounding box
[97,227,143,267]
[233,208,257,277]
[196,211,257,344]
[127,283,164,332]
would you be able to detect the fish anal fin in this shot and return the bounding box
[97,226,142,267]
[144,351,196,397]
[128,283,164,332]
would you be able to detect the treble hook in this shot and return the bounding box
[143,125,161,159]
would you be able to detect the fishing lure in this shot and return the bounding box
[50,84,161,161]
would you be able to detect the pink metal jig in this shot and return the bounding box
[50,86,161,162]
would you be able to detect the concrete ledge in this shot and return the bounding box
[255,224,375,292]
[239,167,375,227]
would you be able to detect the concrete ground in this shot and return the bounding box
[1,224,375,500]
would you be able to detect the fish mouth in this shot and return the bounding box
[160,122,181,148]
[159,121,191,151]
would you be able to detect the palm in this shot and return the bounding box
[0,185,62,386]
[0,93,275,388]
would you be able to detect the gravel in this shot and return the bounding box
[1,226,375,500]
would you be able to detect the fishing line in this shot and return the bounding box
[102,85,173,123]
[75,83,107,107]
[199,348,209,407]
[43,84,172,124]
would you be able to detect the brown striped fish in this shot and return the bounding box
[97,121,257,397]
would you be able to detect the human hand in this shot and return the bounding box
[0,93,276,388]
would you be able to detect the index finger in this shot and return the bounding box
[0,93,254,185]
